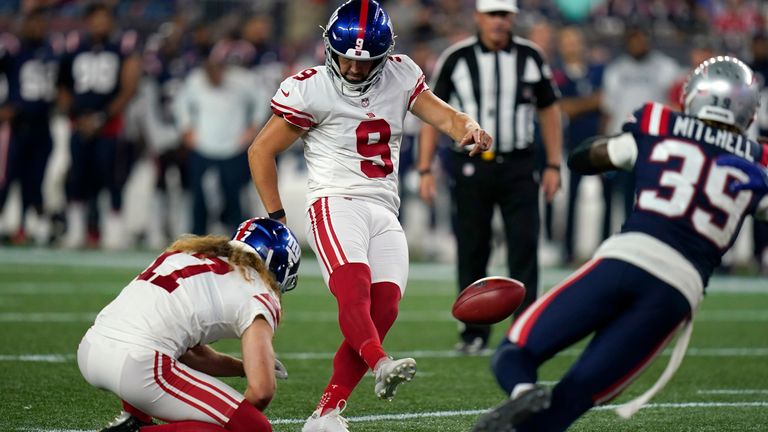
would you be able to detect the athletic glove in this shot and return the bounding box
[715,155,768,193]
[275,358,288,380]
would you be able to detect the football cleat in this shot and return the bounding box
[454,337,487,355]
[99,411,154,432]
[301,402,350,432]
[471,385,551,432]
[373,357,417,400]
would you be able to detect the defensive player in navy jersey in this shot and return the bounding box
[0,8,58,244]
[139,28,190,248]
[472,56,766,432]
[57,2,141,248]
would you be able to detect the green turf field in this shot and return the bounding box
[1,248,767,431]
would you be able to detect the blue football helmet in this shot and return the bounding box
[323,0,395,96]
[231,217,300,293]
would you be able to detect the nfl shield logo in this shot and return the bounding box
[361,98,369,107]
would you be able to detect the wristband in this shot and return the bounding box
[545,164,561,172]
[268,208,286,219]
[417,168,432,176]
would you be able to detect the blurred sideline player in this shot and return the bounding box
[78,217,300,432]
[248,1,492,430]
[136,23,190,249]
[57,2,141,249]
[0,8,58,245]
[473,56,766,432]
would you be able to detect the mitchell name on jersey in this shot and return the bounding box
[670,115,759,163]
[270,54,428,215]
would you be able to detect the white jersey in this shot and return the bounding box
[270,55,428,215]
[90,251,281,358]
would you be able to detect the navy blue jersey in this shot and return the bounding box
[58,34,134,116]
[144,51,187,124]
[5,38,59,124]
[553,63,604,149]
[0,33,19,106]
[620,102,768,284]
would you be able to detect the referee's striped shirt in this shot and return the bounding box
[431,35,560,154]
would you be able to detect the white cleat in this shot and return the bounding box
[301,403,350,432]
[62,204,86,249]
[374,357,417,400]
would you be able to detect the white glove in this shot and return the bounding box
[274,358,288,380]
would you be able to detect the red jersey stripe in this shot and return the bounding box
[311,199,342,271]
[254,294,278,326]
[321,198,349,266]
[153,353,229,424]
[640,103,653,134]
[271,107,314,130]
[408,75,427,109]
[309,204,333,273]
[270,99,315,122]
[514,259,602,346]
[162,354,237,421]
[171,362,241,408]
[260,293,282,325]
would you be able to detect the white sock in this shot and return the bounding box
[511,383,535,400]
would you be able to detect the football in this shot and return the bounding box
[451,276,526,324]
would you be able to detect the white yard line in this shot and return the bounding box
[698,389,768,395]
[15,401,768,431]
[3,309,768,323]
[6,347,768,364]
[0,311,457,323]
[2,248,767,293]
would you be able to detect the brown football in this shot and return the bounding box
[451,276,526,324]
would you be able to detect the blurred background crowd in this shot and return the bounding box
[0,0,767,273]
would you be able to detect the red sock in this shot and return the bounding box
[317,342,365,415]
[329,263,386,369]
[317,281,403,415]
[141,422,225,431]
[225,400,272,432]
[122,400,152,424]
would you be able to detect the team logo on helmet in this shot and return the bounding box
[231,217,301,293]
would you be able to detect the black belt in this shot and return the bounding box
[452,148,533,161]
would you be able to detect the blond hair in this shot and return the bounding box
[166,235,281,297]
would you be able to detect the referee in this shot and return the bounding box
[417,0,562,353]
